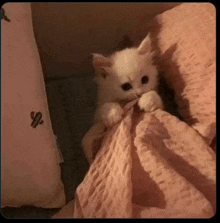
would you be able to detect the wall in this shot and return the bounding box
[31,3,180,79]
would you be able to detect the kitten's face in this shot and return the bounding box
[93,34,158,103]
[107,49,158,102]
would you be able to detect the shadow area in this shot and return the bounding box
[131,144,167,209]
[139,115,216,213]
[132,16,199,124]
[150,17,199,125]
[131,109,167,210]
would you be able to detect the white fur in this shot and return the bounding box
[96,102,124,127]
[93,34,161,128]
[138,90,164,112]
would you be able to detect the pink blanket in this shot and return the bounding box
[52,3,216,218]
[53,101,216,218]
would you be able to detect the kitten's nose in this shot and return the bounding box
[135,89,142,98]
[136,91,142,97]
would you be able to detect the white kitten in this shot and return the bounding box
[82,34,163,164]
[92,34,163,127]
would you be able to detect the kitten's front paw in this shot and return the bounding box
[138,91,163,112]
[100,103,124,128]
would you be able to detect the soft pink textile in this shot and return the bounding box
[54,104,216,218]
[1,3,65,208]
[153,3,216,145]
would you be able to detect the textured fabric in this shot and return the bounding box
[54,105,215,218]
[78,108,216,218]
[1,3,65,208]
[153,3,216,144]
[75,110,134,218]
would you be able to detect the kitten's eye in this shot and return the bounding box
[121,83,132,91]
[141,75,149,84]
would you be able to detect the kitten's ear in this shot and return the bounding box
[137,34,152,55]
[92,53,113,68]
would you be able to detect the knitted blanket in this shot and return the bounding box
[53,101,215,218]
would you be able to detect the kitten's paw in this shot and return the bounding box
[100,103,124,128]
[138,91,163,112]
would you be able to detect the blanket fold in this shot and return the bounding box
[53,104,216,218]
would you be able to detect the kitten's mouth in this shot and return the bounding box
[118,96,140,106]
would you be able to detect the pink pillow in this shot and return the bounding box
[1,3,65,208]
[151,3,216,145]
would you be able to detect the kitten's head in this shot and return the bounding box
[92,34,158,103]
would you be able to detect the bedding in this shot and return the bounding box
[53,101,216,218]
[77,103,216,218]
[1,3,65,208]
[52,3,216,218]
[151,3,216,146]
